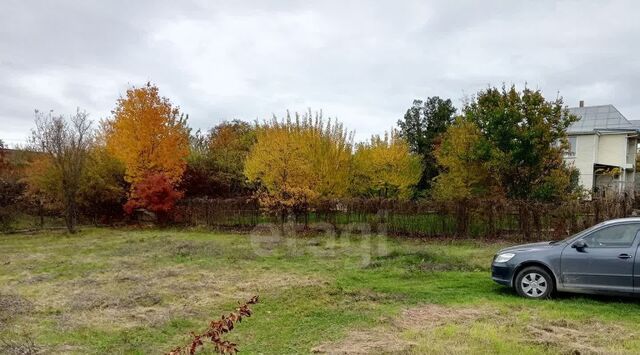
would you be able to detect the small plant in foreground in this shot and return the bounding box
[168,295,259,355]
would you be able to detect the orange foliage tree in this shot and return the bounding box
[104,82,190,185]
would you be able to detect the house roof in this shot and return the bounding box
[629,120,640,130]
[567,104,637,134]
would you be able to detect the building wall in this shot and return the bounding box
[627,138,637,165]
[565,134,598,189]
[564,133,636,192]
[627,137,637,189]
[596,134,629,167]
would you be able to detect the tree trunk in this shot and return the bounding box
[279,208,286,234]
[64,194,77,233]
[38,201,44,229]
[519,202,531,241]
[455,200,468,238]
[486,200,496,238]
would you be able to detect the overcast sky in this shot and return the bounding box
[1,0,639,145]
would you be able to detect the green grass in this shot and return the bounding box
[1,228,640,354]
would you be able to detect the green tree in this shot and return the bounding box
[463,85,577,202]
[78,147,128,223]
[432,118,499,237]
[351,131,422,199]
[432,118,495,202]
[397,97,456,193]
[181,120,256,197]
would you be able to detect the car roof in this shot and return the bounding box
[600,217,640,225]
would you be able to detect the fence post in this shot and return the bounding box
[519,201,531,241]
[454,200,468,238]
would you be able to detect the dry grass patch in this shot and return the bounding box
[313,303,639,354]
[6,256,324,333]
[0,333,42,355]
[67,287,162,311]
[311,304,495,354]
[524,318,635,354]
[0,293,33,330]
[311,329,416,354]
[396,304,499,329]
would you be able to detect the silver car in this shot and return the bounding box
[492,218,640,299]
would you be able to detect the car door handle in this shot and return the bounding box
[618,254,632,259]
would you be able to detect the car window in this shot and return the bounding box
[556,222,607,244]
[582,224,640,248]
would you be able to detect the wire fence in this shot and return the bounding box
[175,193,637,240]
[5,193,636,240]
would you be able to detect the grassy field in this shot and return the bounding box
[2,228,640,354]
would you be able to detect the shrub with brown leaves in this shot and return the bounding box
[168,295,259,355]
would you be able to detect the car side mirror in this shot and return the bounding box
[572,240,587,251]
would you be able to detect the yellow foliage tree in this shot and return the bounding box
[244,111,353,218]
[432,118,495,201]
[104,83,189,185]
[351,131,422,199]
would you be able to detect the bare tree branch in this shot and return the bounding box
[30,108,93,233]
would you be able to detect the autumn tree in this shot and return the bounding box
[0,139,8,173]
[397,97,456,194]
[123,172,184,223]
[432,118,498,236]
[30,109,93,233]
[351,131,422,199]
[0,140,13,183]
[432,118,495,202]
[23,146,128,226]
[244,111,353,220]
[463,85,577,202]
[22,155,61,227]
[181,120,256,197]
[0,140,25,229]
[104,83,190,185]
[78,147,128,223]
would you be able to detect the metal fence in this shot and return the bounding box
[175,194,636,240]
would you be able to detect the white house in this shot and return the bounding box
[564,103,639,193]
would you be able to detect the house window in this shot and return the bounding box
[566,136,577,157]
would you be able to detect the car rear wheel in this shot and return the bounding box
[515,266,553,299]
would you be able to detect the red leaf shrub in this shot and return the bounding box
[124,172,184,222]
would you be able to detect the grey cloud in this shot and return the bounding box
[1,0,639,145]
